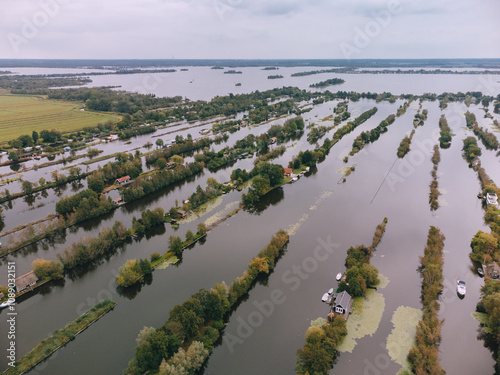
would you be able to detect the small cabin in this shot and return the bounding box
[333,291,353,316]
[115,176,131,185]
[486,193,498,206]
[270,137,277,144]
[177,210,187,218]
[113,198,123,205]
[283,168,293,178]
[15,271,39,293]
[166,162,176,169]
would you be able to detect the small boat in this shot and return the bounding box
[336,273,342,281]
[291,176,299,182]
[478,267,485,277]
[328,288,334,295]
[0,299,14,309]
[457,280,466,297]
[321,293,329,302]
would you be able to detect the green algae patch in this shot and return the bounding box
[337,166,351,175]
[377,274,390,289]
[201,200,240,227]
[472,312,491,334]
[155,255,179,270]
[386,306,422,370]
[181,196,224,224]
[338,289,385,353]
[310,317,327,328]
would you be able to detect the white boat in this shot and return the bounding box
[0,299,14,309]
[328,288,334,295]
[321,293,329,302]
[336,273,342,281]
[457,280,466,297]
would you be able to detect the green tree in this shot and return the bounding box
[155,157,167,170]
[8,152,18,162]
[32,259,64,280]
[32,131,39,144]
[156,139,164,148]
[87,174,105,193]
[170,155,184,165]
[169,235,183,257]
[197,222,207,235]
[186,230,195,243]
[22,180,33,194]
[116,259,141,287]
[139,259,153,275]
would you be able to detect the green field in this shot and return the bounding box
[0,94,121,143]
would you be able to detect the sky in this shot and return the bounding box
[0,0,499,60]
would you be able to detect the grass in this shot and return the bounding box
[5,299,116,375]
[0,94,120,143]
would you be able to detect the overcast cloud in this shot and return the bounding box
[0,0,499,59]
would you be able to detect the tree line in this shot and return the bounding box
[407,226,445,374]
[124,230,289,375]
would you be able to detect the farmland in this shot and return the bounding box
[0,94,120,143]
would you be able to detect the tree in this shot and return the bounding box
[87,174,105,193]
[169,207,179,220]
[170,155,184,165]
[185,230,195,243]
[22,180,33,195]
[139,259,153,275]
[32,259,64,280]
[169,235,183,257]
[8,152,18,162]
[32,131,39,144]
[155,157,167,170]
[38,177,46,187]
[116,259,141,287]
[156,139,164,148]
[197,222,207,235]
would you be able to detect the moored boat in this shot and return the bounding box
[336,273,342,281]
[478,267,484,277]
[321,293,329,302]
[0,299,14,309]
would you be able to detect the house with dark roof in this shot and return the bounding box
[332,291,353,317]
[15,271,39,293]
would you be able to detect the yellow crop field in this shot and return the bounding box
[0,94,121,143]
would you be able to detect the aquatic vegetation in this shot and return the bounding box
[338,289,385,353]
[386,306,422,370]
[155,255,180,270]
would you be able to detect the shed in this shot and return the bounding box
[284,168,293,177]
[333,291,353,316]
[15,271,39,293]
